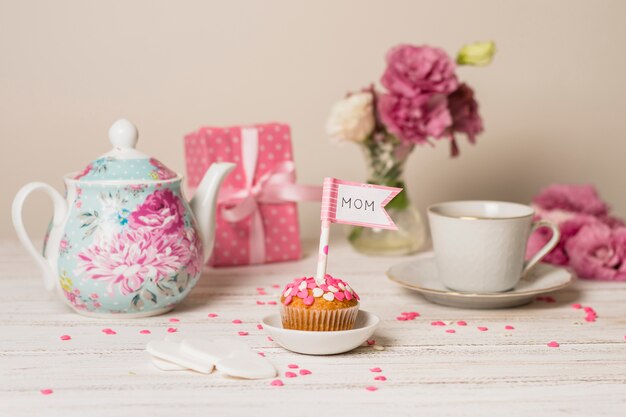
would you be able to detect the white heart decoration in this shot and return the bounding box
[150,356,188,371]
[180,338,252,364]
[146,340,214,374]
[216,350,277,380]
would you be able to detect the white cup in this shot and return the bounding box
[427,201,560,293]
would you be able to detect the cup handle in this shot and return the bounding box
[12,182,67,291]
[522,220,560,277]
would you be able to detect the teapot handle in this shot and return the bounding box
[12,182,68,291]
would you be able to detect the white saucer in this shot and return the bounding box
[261,310,379,355]
[387,251,574,309]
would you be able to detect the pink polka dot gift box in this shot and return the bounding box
[185,123,321,267]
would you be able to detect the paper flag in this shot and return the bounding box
[320,177,402,230]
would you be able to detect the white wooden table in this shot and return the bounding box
[1,239,625,417]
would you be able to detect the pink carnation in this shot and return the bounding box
[533,184,609,217]
[526,214,600,266]
[381,45,458,97]
[129,189,185,235]
[565,224,626,281]
[377,92,452,144]
[446,83,484,157]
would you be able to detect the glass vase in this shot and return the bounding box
[346,138,426,256]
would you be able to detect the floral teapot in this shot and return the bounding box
[12,119,234,317]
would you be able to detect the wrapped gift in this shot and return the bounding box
[184,123,321,267]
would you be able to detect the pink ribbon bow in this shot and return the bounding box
[218,127,321,264]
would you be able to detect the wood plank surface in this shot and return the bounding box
[0,239,625,417]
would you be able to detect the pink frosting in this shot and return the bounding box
[281,274,359,306]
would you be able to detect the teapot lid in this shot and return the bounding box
[73,119,177,182]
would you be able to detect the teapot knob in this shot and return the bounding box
[109,119,138,149]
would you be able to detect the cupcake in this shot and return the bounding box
[280,274,359,331]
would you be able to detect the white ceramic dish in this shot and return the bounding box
[387,251,573,309]
[262,310,379,355]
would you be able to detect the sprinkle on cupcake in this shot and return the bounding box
[281,274,359,307]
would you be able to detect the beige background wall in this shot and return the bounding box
[1,0,625,241]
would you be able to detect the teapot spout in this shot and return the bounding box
[189,162,235,263]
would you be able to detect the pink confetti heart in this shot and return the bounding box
[547,341,560,348]
[238,331,249,336]
[367,340,376,345]
[267,336,274,342]
[256,301,266,305]
[374,376,387,381]
[365,386,378,392]
[256,287,265,291]
[232,319,243,324]
[457,321,467,326]
[445,329,456,334]
[431,321,446,326]
[271,284,281,289]
[101,328,116,335]
[168,318,180,323]
[396,316,408,321]
[256,324,263,330]
[207,313,218,318]
[270,379,284,387]
[60,335,71,341]
[571,303,582,309]
[370,367,382,373]
[285,372,297,378]
[299,369,312,375]
[505,325,515,330]
[267,301,277,305]
[258,352,265,357]
[287,364,299,369]
[139,330,151,335]
[167,328,178,333]
[477,327,489,332]
[40,389,53,395]
[323,245,329,255]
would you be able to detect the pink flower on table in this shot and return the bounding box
[565,224,626,281]
[526,214,600,266]
[599,214,625,229]
[381,45,458,97]
[532,184,609,217]
[377,92,452,144]
[129,189,185,235]
[75,228,188,295]
[446,83,484,157]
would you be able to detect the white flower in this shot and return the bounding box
[326,92,375,143]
